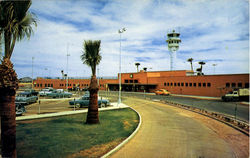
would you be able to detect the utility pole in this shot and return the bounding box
[32,57,34,89]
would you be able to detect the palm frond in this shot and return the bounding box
[81,40,102,76]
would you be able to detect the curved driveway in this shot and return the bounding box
[110,98,245,158]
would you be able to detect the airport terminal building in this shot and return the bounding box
[33,70,249,97]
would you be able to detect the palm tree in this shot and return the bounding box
[135,63,140,72]
[81,40,102,124]
[187,58,194,71]
[0,1,37,157]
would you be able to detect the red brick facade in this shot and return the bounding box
[33,70,249,97]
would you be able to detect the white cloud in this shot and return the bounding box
[10,0,249,78]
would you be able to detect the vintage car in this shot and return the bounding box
[15,91,38,105]
[47,90,72,98]
[69,93,110,108]
[155,89,171,96]
[39,87,54,96]
[25,89,38,96]
[16,103,26,116]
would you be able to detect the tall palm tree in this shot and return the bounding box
[0,1,37,157]
[135,62,140,72]
[187,58,194,71]
[81,40,102,124]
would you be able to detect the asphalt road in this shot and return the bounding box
[148,95,249,122]
[110,97,248,158]
[100,91,249,122]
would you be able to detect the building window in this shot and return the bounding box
[178,83,180,86]
[134,80,138,83]
[185,83,188,87]
[45,84,47,87]
[238,83,242,88]
[226,83,230,87]
[231,83,236,88]
[40,84,42,87]
[245,83,249,88]
[207,83,211,87]
[51,84,53,87]
[129,80,133,83]
[198,83,201,87]
[167,83,170,86]
[125,80,128,83]
[171,83,173,86]
[181,83,184,86]
[164,82,166,86]
[203,83,206,87]
[193,83,196,87]
[174,83,177,86]
[189,83,192,87]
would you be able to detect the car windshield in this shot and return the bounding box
[82,97,89,100]
[17,94,27,97]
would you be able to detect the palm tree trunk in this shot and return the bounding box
[0,88,16,158]
[0,58,19,158]
[4,30,11,59]
[86,75,99,124]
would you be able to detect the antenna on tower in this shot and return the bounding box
[166,29,181,71]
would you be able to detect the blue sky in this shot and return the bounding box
[10,0,249,78]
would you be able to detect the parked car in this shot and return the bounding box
[25,89,38,96]
[155,89,171,95]
[47,90,72,98]
[69,93,110,108]
[16,103,26,116]
[39,87,54,96]
[15,91,38,105]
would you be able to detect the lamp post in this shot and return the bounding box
[66,43,70,91]
[32,57,34,89]
[118,27,126,106]
[212,64,217,74]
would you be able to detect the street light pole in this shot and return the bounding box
[66,43,70,91]
[32,57,34,89]
[118,28,126,106]
[212,64,217,74]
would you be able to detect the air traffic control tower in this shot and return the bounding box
[166,30,181,71]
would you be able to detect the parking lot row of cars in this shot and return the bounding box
[15,88,110,116]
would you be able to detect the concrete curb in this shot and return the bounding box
[101,106,142,158]
[16,103,129,121]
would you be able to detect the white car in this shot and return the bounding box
[39,87,54,96]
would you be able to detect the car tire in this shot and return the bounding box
[75,103,81,108]
[100,103,106,108]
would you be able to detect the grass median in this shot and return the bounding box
[16,108,139,158]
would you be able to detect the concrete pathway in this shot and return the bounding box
[16,102,128,121]
[110,98,236,158]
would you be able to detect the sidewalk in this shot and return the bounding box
[16,102,129,121]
